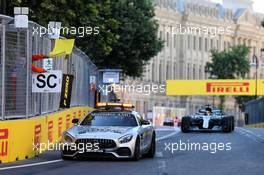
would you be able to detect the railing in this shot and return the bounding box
[0,15,97,120]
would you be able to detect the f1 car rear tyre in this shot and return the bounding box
[222,116,233,133]
[231,116,235,131]
[132,137,141,161]
[181,116,191,133]
[146,132,156,158]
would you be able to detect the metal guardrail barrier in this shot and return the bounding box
[245,97,264,124]
[0,15,98,120]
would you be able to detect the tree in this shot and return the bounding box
[91,0,163,77]
[205,45,250,79]
[205,45,251,109]
[6,0,163,77]
[7,0,119,60]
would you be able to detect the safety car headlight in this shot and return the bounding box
[63,133,74,143]
[118,134,133,144]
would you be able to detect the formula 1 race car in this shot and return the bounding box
[181,105,234,133]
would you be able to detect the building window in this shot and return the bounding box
[187,64,190,79]
[217,40,219,50]
[159,62,162,82]
[159,31,163,40]
[210,39,214,50]
[166,32,170,47]
[199,65,202,79]
[205,38,208,52]
[174,63,177,79]
[143,101,148,116]
[188,35,191,49]
[136,101,141,112]
[152,62,155,81]
[193,65,196,79]
[166,63,169,80]
[174,34,177,48]
[253,46,256,54]
[193,36,196,50]
[199,37,202,51]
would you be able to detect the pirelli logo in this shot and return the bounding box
[166,80,264,96]
[0,129,8,157]
[206,82,250,93]
[48,121,53,142]
[34,124,41,150]
[66,114,71,129]
[58,117,63,138]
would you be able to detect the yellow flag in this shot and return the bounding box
[49,39,75,57]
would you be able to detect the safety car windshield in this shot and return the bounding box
[80,112,138,127]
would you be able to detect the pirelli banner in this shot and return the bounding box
[166,80,264,96]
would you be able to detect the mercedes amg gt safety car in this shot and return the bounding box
[181,105,234,133]
[61,102,156,161]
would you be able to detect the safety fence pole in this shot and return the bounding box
[1,19,6,120]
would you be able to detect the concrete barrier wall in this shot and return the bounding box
[0,106,93,163]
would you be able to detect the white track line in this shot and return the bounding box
[236,128,264,143]
[156,130,179,142]
[238,128,264,140]
[155,127,178,131]
[0,131,178,171]
[0,159,63,171]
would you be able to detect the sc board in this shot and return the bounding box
[32,70,62,93]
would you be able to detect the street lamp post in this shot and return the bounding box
[210,74,218,106]
[253,54,258,99]
[253,48,264,99]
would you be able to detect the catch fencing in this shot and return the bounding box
[245,97,264,124]
[0,15,97,120]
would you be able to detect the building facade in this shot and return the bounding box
[118,0,264,119]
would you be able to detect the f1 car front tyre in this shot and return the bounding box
[231,116,235,131]
[181,116,191,133]
[222,116,234,133]
[146,132,156,158]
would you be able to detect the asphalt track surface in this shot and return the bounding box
[1,127,264,175]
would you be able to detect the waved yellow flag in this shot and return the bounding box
[49,39,75,57]
[166,80,264,96]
